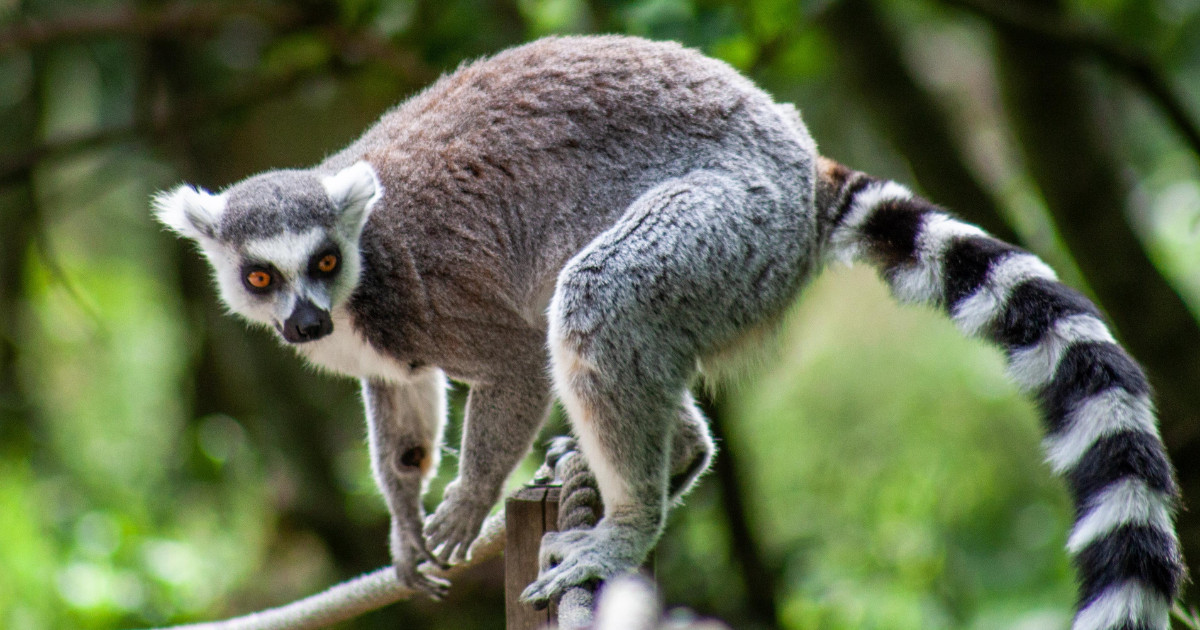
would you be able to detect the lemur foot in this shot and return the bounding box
[424,480,492,565]
[519,525,645,605]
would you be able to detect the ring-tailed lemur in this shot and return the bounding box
[153,35,1182,629]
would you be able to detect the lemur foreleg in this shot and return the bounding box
[362,370,450,598]
[424,348,553,565]
[668,392,714,501]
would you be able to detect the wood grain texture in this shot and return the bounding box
[505,486,558,630]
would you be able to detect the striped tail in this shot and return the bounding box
[816,157,1184,630]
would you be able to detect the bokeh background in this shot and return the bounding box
[2,0,1199,628]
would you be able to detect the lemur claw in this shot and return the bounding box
[394,517,451,598]
[393,558,451,599]
[391,522,451,597]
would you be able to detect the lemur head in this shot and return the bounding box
[154,162,380,344]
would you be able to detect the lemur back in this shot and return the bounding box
[318,36,818,377]
[154,35,1181,630]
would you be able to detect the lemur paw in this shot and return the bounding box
[391,528,451,599]
[424,480,492,565]
[519,527,642,606]
[394,558,451,600]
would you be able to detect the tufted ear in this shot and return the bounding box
[323,161,381,237]
[152,184,226,241]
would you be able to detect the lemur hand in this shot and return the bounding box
[391,516,451,599]
[424,479,493,565]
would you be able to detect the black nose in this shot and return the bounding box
[282,299,333,343]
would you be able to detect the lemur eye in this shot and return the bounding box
[246,270,272,289]
[309,246,342,278]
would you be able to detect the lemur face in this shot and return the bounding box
[153,162,380,344]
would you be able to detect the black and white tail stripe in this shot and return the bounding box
[818,159,1184,630]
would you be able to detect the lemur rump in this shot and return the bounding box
[154,35,1181,629]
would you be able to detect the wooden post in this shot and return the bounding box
[505,484,560,630]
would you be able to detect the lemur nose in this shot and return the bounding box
[282,298,333,343]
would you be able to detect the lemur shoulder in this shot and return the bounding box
[154,35,1182,630]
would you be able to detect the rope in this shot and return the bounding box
[548,439,603,630]
[138,512,505,630]
[555,449,602,531]
[547,440,732,630]
[137,437,605,630]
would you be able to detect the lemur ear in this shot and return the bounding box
[323,161,381,236]
[152,184,225,241]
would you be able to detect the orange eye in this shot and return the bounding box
[317,254,338,273]
[247,270,272,288]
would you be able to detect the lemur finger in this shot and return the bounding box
[430,534,459,563]
[425,534,457,563]
[396,524,446,570]
[520,562,598,605]
[394,558,450,600]
[428,516,483,566]
[423,510,461,545]
[537,530,589,570]
[443,540,466,565]
[418,541,451,570]
[438,535,473,566]
[451,545,469,565]
[432,540,456,565]
[422,513,445,538]
[414,571,451,600]
[520,574,558,605]
[537,544,560,572]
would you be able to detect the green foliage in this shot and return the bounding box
[1,0,1198,629]
[659,269,1075,629]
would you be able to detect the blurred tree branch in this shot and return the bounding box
[0,2,435,187]
[0,180,36,453]
[0,1,431,79]
[0,3,302,56]
[942,0,1200,168]
[698,392,781,630]
[0,67,314,187]
[816,0,1021,244]
[0,52,44,456]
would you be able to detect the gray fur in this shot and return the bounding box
[154,35,1174,627]
[155,35,803,598]
[221,170,340,243]
[362,370,449,596]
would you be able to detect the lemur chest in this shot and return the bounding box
[294,307,415,383]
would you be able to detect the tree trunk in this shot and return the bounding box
[818,0,1021,244]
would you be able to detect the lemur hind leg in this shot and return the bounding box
[522,169,808,604]
[669,392,713,501]
[544,392,712,501]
